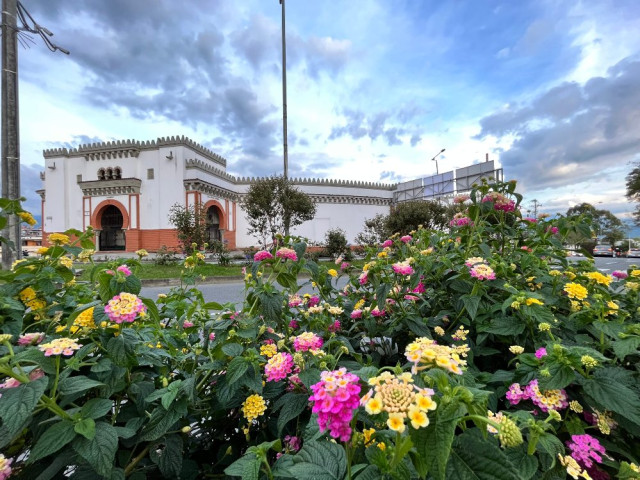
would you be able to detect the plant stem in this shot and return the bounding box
[124,444,151,476]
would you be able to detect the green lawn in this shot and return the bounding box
[76,259,364,281]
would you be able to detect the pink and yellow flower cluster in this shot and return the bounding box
[105,292,147,324]
[293,332,323,352]
[309,368,361,442]
[404,337,466,375]
[265,352,294,382]
[360,372,436,432]
[38,338,82,357]
[506,379,568,413]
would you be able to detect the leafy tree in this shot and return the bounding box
[324,228,348,259]
[240,176,316,246]
[168,203,209,252]
[626,164,640,225]
[565,203,625,247]
[355,214,388,248]
[385,200,450,235]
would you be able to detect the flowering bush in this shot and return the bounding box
[1,181,640,479]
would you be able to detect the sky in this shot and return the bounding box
[10,0,640,234]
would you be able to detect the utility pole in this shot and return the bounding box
[531,199,542,218]
[279,0,288,180]
[1,0,20,269]
[1,1,68,269]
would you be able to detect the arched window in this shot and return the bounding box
[98,168,106,180]
[114,167,122,179]
[106,168,113,180]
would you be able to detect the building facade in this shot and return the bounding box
[39,136,395,252]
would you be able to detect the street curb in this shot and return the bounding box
[141,276,246,287]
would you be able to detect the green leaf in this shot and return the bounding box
[74,418,96,440]
[536,432,564,457]
[58,376,105,396]
[504,447,538,480]
[107,330,138,367]
[277,393,309,435]
[404,316,432,337]
[140,297,159,323]
[226,356,249,385]
[352,464,382,480]
[0,376,47,437]
[224,447,261,480]
[583,375,640,427]
[150,434,183,479]
[613,336,640,360]
[72,422,119,478]
[538,363,575,391]
[222,342,244,357]
[139,403,184,442]
[461,294,481,320]
[259,291,283,323]
[289,440,347,480]
[482,316,525,336]
[446,431,521,480]
[80,398,113,420]
[410,400,466,480]
[161,380,182,410]
[28,420,76,463]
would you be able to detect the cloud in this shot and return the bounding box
[329,107,420,147]
[21,163,44,213]
[476,56,640,191]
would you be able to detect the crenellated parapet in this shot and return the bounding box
[235,175,395,191]
[157,135,227,167]
[43,136,227,167]
[185,159,237,182]
[183,179,239,202]
[307,194,393,206]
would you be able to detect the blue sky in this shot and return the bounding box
[12,0,640,233]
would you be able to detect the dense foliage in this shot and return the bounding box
[167,203,209,252]
[1,181,639,480]
[240,176,316,245]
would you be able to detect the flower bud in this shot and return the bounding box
[498,417,523,448]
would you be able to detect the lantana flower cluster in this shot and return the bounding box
[567,434,607,469]
[309,368,361,442]
[482,192,516,212]
[506,379,568,413]
[360,372,436,432]
[276,247,298,261]
[242,394,267,423]
[105,292,147,324]
[38,338,82,357]
[405,337,466,375]
[265,352,294,382]
[293,332,323,352]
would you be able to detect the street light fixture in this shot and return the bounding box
[431,148,445,176]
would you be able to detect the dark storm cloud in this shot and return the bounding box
[476,56,640,190]
[329,107,420,147]
[21,163,44,213]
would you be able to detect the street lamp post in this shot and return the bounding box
[279,0,288,180]
[431,148,445,175]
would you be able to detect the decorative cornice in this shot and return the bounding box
[36,189,45,200]
[234,175,395,191]
[183,179,239,201]
[185,158,237,182]
[78,178,142,197]
[43,135,227,168]
[308,194,392,206]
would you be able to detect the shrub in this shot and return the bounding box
[1,181,639,480]
[154,244,179,265]
[324,227,348,259]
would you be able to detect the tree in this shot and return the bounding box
[355,214,388,248]
[324,228,348,259]
[626,164,640,225]
[168,203,209,252]
[385,200,450,236]
[240,176,316,246]
[565,203,625,246]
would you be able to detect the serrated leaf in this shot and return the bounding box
[277,393,309,435]
[289,441,347,480]
[74,418,96,440]
[58,376,104,396]
[28,420,76,463]
[80,398,113,420]
[222,342,244,357]
[504,447,538,480]
[411,400,466,480]
[446,431,521,480]
[151,435,183,478]
[224,448,261,480]
[0,376,47,437]
[461,295,481,320]
[72,422,118,477]
[482,316,525,336]
[538,363,575,391]
[107,330,138,367]
[613,337,640,360]
[139,404,183,442]
[583,375,640,427]
[259,291,283,323]
[226,356,249,385]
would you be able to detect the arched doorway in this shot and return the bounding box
[99,205,125,251]
[206,205,222,243]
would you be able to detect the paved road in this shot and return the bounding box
[141,256,635,304]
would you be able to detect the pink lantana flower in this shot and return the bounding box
[17,332,45,346]
[293,332,324,352]
[535,347,547,359]
[567,434,607,469]
[400,235,412,243]
[276,248,298,261]
[116,265,132,276]
[392,261,414,276]
[254,250,273,262]
[381,239,393,248]
[265,352,294,382]
[469,264,496,280]
[309,368,361,442]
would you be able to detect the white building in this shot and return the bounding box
[39,136,394,252]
